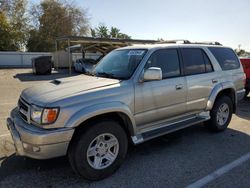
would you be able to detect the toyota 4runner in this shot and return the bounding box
[7,42,245,180]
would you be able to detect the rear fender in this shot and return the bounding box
[206,82,236,111]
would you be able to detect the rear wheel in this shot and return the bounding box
[206,95,233,132]
[68,120,128,180]
[245,90,249,98]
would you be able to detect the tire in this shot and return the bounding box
[68,120,128,180]
[205,95,233,132]
[244,90,249,98]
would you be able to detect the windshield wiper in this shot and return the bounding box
[83,71,95,77]
[96,72,117,78]
[96,72,127,80]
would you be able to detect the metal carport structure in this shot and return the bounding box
[55,36,157,74]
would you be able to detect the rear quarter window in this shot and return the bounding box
[208,47,240,70]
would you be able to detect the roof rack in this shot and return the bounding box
[191,41,222,46]
[157,39,191,44]
[157,39,222,46]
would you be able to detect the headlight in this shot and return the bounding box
[31,105,43,124]
[30,105,59,125]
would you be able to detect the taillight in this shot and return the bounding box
[243,73,246,86]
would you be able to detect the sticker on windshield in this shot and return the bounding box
[128,50,145,56]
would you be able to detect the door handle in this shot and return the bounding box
[176,84,183,90]
[212,79,218,84]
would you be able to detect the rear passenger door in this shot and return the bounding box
[181,48,219,113]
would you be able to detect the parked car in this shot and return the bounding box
[74,55,104,73]
[240,58,250,97]
[7,42,245,180]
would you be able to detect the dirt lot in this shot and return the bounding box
[0,69,250,187]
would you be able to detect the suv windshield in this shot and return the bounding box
[93,49,147,79]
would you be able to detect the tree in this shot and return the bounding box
[96,24,109,38]
[27,0,89,52]
[0,12,14,50]
[9,0,29,50]
[0,0,28,51]
[90,28,96,37]
[110,27,120,38]
[234,48,250,57]
[91,24,131,39]
[117,33,131,39]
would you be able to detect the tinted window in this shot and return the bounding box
[209,47,240,70]
[182,48,206,75]
[203,52,213,72]
[145,49,180,78]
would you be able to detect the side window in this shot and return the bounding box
[208,47,240,70]
[182,48,206,75]
[145,49,180,78]
[203,52,213,72]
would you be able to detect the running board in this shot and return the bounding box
[132,116,209,144]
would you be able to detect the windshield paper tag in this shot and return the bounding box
[128,50,144,56]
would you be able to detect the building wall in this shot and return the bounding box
[0,51,100,68]
[0,52,52,68]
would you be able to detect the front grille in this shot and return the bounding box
[18,98,30,123]
[19,110,28,121]
[19,99,28,111]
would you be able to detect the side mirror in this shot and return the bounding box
[143,67,162,81]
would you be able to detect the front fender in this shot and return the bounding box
[206,82,236,110]
[64,102,136,135]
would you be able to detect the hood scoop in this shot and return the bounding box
[51,79,61,85]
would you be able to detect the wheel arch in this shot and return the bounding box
[206,82,236,112]
[65,102,136,139]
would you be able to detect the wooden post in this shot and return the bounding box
[68,39,71,75]
[55,40,58,70]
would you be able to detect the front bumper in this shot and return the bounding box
[7,108,75,159]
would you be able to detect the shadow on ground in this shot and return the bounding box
[13,69,79,82]
[236,97,250,120]
[1,124,250,187]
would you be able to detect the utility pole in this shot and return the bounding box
[238,44,241,51]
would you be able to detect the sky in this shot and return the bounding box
[31,0,250,51]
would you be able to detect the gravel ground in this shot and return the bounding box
[0,69,250,187]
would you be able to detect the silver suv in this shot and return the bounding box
[7,42,245,180]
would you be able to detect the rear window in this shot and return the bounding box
[208,47,240,70]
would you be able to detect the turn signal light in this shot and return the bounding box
[42,108,59,124]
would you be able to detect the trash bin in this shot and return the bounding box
[32,56,52,75]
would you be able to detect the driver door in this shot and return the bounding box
[134,48,187,127]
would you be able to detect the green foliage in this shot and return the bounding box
[27,0,89,52]
[110,27,120,38]
[90,28,96,37]
[0,0,132,52]
[0,12,14,50]
[235,49,248,56]
[9,0,29,50]
[0,0,28,51]
[96,24,109,38]
[91,24,131,39]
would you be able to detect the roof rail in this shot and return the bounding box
[191,41,222,45]
[157,40,222,46]
[157,39,191,44]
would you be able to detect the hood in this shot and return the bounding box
[21,75,120,106]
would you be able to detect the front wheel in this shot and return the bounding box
[205,95,233,132]
[68,120,128,180]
